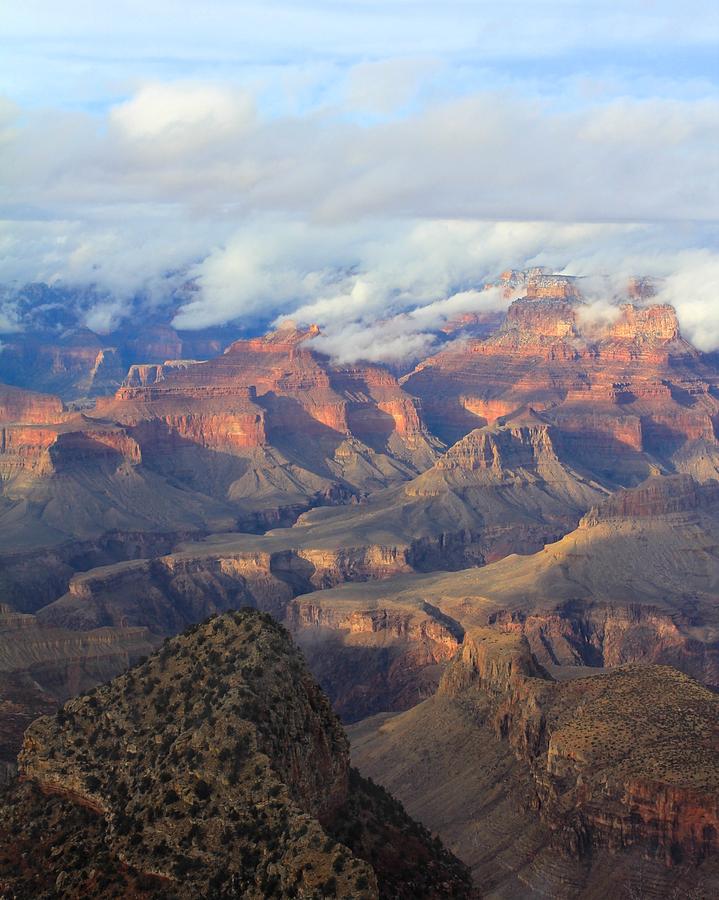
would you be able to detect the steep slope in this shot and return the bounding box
[1,610,472,899]
[219,418,605,576]
[28,466,719,729]
[5,418,602,726]
[404,287,719,486]
[350,629,719,898]
[0,406,239,553]
[31,421,605,703]
[0,382,248,560]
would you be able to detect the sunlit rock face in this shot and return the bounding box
[404,289,719,487]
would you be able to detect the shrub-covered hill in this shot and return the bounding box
[0,609,472,899]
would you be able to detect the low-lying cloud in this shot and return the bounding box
[0,66,717,357]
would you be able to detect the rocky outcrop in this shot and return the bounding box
[122,359,202,388]
[495,268,582,300]
[403,286,719,483]
[489,600,719,686]
[438,628,719,866]
[93,325,441,502]
[580,472,716,521]
[38,552,294,634]
[0,384,64,425]
[431,422,561,474]
[0,602,155,781]
[36,537,419,635]
[4,610,472,899]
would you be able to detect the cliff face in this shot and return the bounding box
[0,603,155,782]
[489,601,719,687]
[4,610,472,899]
[289,598,463,721]
[93,325,440,501]
[0,389,142,481]
[36,538,419,636]
[0,384,64,425]
[403,292,719,484]
[579,472,712,521]
[438,628,719,866]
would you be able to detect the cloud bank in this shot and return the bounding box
[0,3,717,360]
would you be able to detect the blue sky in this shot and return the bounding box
[1,1,718,354]
[3,1,718,113]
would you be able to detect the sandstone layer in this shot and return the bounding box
[403,292,719,489]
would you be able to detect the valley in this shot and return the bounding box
[2,271,719,897]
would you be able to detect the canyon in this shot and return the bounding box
[350,629,719,897]
[2,270,719,896]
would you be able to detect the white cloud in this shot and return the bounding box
[168,217,719,363]
[653,250,719,351]
[0,0,717,356]
[109,83,255,146]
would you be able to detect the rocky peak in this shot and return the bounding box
[498,268,581,301]
[607,303,681,343]
[122,359,203,388]
[501,297,579,339]
[10,609,472,898]
[626,275,660,301]
[225,323,321,357]
[435,424,557,474]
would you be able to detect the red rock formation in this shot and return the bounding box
[0,414,142,480]
[439,628,719,866]
[92,326,439,501]
[123,359,202,387]
[581,472,714,521]
[404,291,719,482]
[0,384,64,424]
[495,268,582,301]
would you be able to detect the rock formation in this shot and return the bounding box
[350,628,719,897]
[1,610,472,899]
[403,291,719,488]
[93,324,441,507]
[0,603,154,784]
[2,273,719,898]
[0,384,64,424]
[303,474,719,698]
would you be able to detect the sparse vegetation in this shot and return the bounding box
[2,609,471,899]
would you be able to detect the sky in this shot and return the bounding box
[1,1,718,357]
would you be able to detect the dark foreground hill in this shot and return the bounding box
[0,609,472,899]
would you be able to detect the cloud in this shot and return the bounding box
[653,250,719,351]
[110,83,255,144]
[306,287,509,365]
[3,81,718,223]
[344,58,439,115]
[0,2,717,354]
[169,218,719,363]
